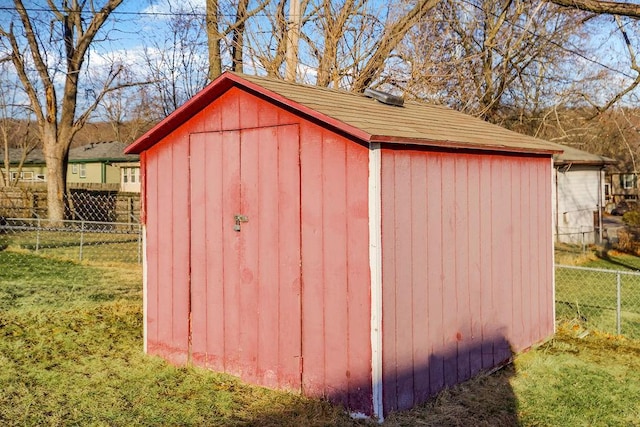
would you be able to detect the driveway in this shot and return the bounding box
[603,215,625,243]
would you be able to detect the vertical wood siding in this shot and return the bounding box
[189,125,302,391]
[188,130,237,373]
[144,132,191,364]
[144,87,372,414]
[380,149,553,413]
[300,126,372,414]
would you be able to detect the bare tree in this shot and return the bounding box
[305,0,366,87]
[206,0,223,79]
[0,0,126,221]
[247,0,439,89]
[247,0,291,77]
[100,84,161,144]
[143,4,210,116]
[206,0,273,80]
[543,0,640,118]
[394,0,581,123]
[232,0,250,73]
[349,0,440,92]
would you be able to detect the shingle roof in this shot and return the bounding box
[0,147,45,164]
[1,141,138,165]
[126,71,562,155]
[550,142,616,166]
[68,141,138,162]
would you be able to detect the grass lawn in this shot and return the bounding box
[0,229,141,265]
[1,248,640,426]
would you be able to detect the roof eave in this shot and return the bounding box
[125,76,235,154]
[554,159,617,167]
[369,135,561,155]
[68,157,139,163]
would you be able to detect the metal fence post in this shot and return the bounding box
[617,272,622,336]
[35,216,40,252]
[79,220,85,261]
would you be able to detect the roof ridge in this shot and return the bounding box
[233,71,376,99]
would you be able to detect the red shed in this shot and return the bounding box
[126,72,558,420]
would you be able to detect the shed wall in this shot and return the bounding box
[380,149,553,413]
[144,129,191,364]
[299,125,372,412]
[142,87,372,413]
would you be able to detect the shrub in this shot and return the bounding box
[622,210,640,228]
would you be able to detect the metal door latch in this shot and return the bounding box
[234,214,249,231]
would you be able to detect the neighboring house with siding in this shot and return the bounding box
[552,144,615,244]
[1,141,140,192]
[606,172,638,205]
[0,148,47,183]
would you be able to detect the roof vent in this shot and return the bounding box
[363,88,404,107]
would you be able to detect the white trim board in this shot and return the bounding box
[368,142,384,422]
[142,225,148,353]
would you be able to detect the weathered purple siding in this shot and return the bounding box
[380,148,553,413]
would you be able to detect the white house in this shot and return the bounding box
[552,144,615,244]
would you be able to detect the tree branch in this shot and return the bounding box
[14,0,57,124]
[586,16,640,118]
[545,0,640,19]
[0,24,46,126]
[351,0,440,92]
[74,74,152,133]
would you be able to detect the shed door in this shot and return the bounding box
[189,125,302,391]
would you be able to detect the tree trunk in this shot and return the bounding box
[207,0,222,80]
[231,0,249,73]
[285,0,301,81]
[42,126,69,223]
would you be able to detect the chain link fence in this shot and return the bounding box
[1,186,141,265]
[555,265,640,339]
[0,217,142,265]
[0,186,140,223]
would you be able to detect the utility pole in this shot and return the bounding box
[285,0,301,81]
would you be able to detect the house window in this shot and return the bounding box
[79,163,86,179]
[9,171,35,182]
[621,174,637,190]
[122,167,140,185]
[72,164,78,174]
